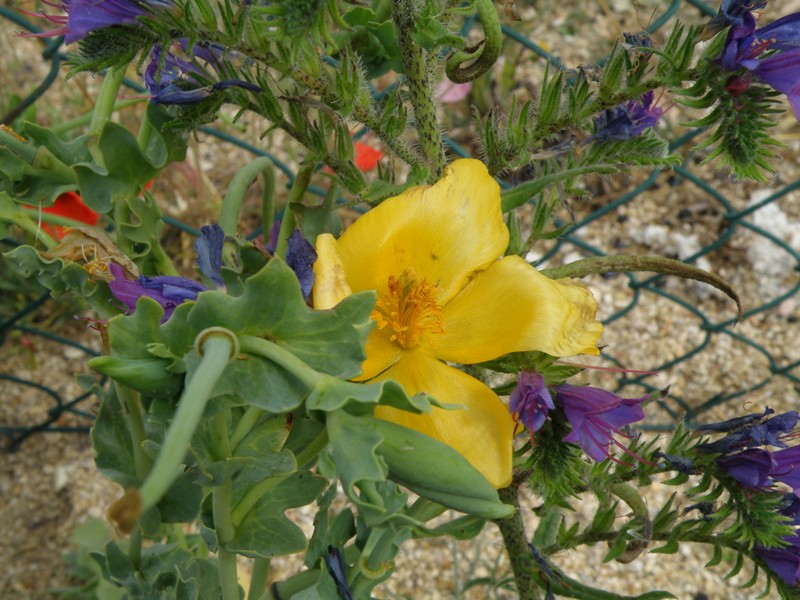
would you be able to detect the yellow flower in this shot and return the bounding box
[313,159,603,488]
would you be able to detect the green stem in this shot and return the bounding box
[113,199,134,257]
[173,524,188,550]
[230,406,266,451]
[392,0,445,179]
[0,126,37,162]
[238,335,322,389]
[115,383,152,480]
[128,525,143,569]
[289,69,423,169]
[210,411,240,600]
[445,0,503,83]
[495,485,539,600]
[147,240,179,276]
[274,165,314,259]
[136,109,154,152]
[51,99,145,136]
[139,332,236,513]
[220,156,276,237]
[230,429,329,527]
[88,67,125,166]
[247,558,271,600]
[262,569,319,600]
[19,207,97,230]
[217,543,240,600]
[0,210,57,249]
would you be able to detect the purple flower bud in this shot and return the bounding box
[194,224,226,289]
[108,263,207,322]
[696,407,774,433]
[286,229,317,301]
[703,0,767,39]
[589,91,664,143]
[698,409,798,453]
[324,546,353,600]
[509,371,554,437]
[556,384,648,463]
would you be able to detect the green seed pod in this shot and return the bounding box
[374,419,514,519]
[88,356,182,397]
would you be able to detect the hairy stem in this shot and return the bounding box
[496,484,539,600]
[392,0,445,179]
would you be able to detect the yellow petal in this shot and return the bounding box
[353,328,402,381]
[312,233,352,310]
[374,349,514,488]
[434,255,603,363]
[333,159,509,305]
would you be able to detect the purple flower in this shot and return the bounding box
[755,532,800,586]
[509,371,554,437]
[108,263,207,322]
[771,445,800,494]
[717,447,774,488]
[717,445,800,495]
[194,224,226,289]
[589,91,664,143]
[144,43,260,105]
[144,44,203,97]
[703,0,767,39]
[556,384,648,462]
[719,11,800,120]
[286,229,317,301]
[27,0,169,45]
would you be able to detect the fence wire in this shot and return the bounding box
[2,0,799,450]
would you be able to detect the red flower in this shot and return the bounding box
[353,141,383,172]
[34,192,100,240]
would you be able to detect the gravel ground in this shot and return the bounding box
[3,1,800,598]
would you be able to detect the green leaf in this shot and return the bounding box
[186,350,308,413]
[326,411,387,501]
[158,470,203,523]
[91,387,138,488]
[3,243,113,303]
[187,259,375,378]
[143,103,189,168]
[306,377,435,414]
[228,471,328,558]
[415,515,487,541]
[74,122,159,213]
[175,558,221,600]
[102,540,138,589]
[22,122,93,166]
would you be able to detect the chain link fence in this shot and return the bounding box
[3,0,799,450]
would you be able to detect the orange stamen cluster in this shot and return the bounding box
[372,270,444,349]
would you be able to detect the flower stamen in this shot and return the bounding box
[372,270,444,349]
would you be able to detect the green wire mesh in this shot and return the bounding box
[2,0,799,450]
